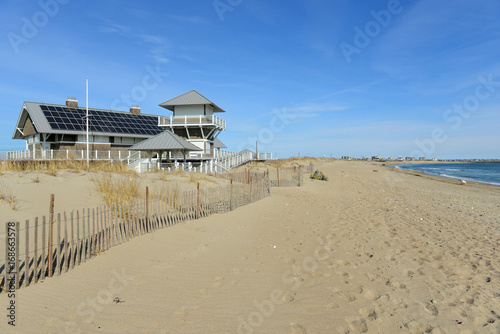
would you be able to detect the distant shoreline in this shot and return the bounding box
[385,162,500,189]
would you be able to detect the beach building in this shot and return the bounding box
[12,97,164,152]
[9,90,272,172]
[157,90,226,160]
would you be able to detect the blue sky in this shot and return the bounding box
[1,0,500,159]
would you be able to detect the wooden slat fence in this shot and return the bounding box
[0,169,277,293]
[224,163,315,188]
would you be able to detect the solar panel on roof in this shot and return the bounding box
[41,105,163,136]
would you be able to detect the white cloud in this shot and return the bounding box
[100,20,130,34]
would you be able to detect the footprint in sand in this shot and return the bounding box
[290,322,307,334]
[213,276,224,287]
[282,292,296,303]
[339,292,356,302]
[175,306,187,317]
[199,288,211,298]
[425,302,439,316]
[345,316,368,333]
[359,308,378,321]
[363,288,381,301]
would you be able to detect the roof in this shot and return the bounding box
[239,149,255,155]
[159,90,226,113]
[128,130,202,151]
[213,137,227,149]
[13,102,164,139]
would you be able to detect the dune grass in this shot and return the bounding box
[159,171,169,182]
[91,173,141,207]
[151,182,181,208]
[0,183,17,210]
[0,159,134,175]
[266,157,319,168]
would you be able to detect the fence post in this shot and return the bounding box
[277,167,280,187]
[146,186,149,232]
[70,211,75,269]
[56,213,61,276]
[15,222,20,289]
[250,176,253,203]
[41,216,46,280]
[48,194,54,277]
[197,183,200,219]
[230,179,234,211]
[298,166,303,187]
[76,211,80,266]
[63,212,68,273]
[25,220,29,287]
[34,217,38,284]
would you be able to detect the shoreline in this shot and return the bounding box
[385,162,500,188]
[385,163,500,190]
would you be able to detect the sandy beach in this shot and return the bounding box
[1,160,500,333]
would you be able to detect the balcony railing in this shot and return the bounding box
[158,115,226,130]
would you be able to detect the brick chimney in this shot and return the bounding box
[66,96,78,108]
[130,104,141,115]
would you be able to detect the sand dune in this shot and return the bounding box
[1,161,499,333]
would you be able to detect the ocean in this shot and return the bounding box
[394,162,500,186]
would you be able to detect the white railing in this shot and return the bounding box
[3,148,274,174]
[139,150,274,174]
[158,115,226,130]
[4,149,134,161]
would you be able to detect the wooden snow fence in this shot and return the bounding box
[0,170,276,293]
[224,164,315,188]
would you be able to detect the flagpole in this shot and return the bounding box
[86,77,89,169]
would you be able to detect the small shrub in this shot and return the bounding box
[310,170,328,181]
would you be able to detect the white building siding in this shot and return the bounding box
[174,105,213,117]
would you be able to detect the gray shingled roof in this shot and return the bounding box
[213,137,227,149]
[13,102,50,139]
[128,130,202,151]
[159,90,226,113]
